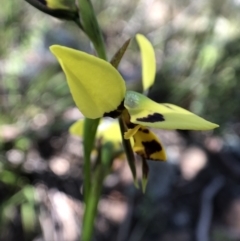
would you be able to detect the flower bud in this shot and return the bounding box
[25,0,79,21]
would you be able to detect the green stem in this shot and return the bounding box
[82,143,114,241]
[76,0,107,203]
[82,168,103,241]
[83,118,100,203]
[76,1,107,240]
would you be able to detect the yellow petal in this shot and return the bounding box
[50,45,126,119]
[125,91,219,130]
[70,119,122,144]
[124,125,141,139]
[133,127,166,161]
[136,34,156,91]
[69,120,84,136]
[98,120,122,144]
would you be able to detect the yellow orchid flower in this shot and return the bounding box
[50,35,218,162]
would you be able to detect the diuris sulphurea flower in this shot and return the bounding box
[50,35,218,162]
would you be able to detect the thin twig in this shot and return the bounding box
[196,176,225,241]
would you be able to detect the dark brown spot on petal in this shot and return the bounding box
[104,100,125,118]
[142,140,162,158]
[136,113,165,123]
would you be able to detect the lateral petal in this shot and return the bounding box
[125,91,219,130]
[136,34,156,91]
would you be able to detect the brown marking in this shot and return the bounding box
[136,113,165,123]
[141,140,162,158]
[103,100,125,118]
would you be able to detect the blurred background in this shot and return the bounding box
[1,0,240,240]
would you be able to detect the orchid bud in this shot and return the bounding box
[25,0,78,21]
